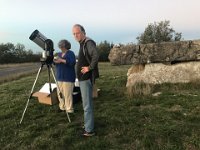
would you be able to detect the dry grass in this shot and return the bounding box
[0,62,40,84]
[0,63,37,69]
[126,64,150,97]
[127,82,153,97]
[0,70,38,84]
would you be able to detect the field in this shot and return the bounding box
[0,63,40,84]
[0,62,200,150]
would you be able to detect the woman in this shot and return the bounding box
[54,39,76,113]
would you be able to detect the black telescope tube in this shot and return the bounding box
[29,30,39,40]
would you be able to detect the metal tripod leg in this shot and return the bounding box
[20,64,44,124]
[50,65,71,123]
[47,64,53,103]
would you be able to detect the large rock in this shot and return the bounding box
[126,61,200,88]
[109,40,200,65]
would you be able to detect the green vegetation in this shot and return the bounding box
[0,43,40,64]
[0,63,199,149]
[0,41,112,64]
[137,20,182,44]
[97,41,113,62]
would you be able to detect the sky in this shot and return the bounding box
[0,0,200,55]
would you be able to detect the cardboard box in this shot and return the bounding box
[32,83,59,105]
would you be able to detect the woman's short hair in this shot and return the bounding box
[58,39,71,50]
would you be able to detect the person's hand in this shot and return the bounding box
[54,58,65,64]
[81,66,90,74]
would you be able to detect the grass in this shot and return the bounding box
[0,62,200,150]
[0,63,40,84]
[0,63,37,69]
[0,71,38,84]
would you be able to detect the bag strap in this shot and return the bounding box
[83,38,96,84]
[83,37,95,64]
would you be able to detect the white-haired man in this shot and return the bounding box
[72,24,99,137]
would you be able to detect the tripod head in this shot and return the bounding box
[29,30,54,64]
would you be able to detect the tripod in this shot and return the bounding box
[20,61,71,124]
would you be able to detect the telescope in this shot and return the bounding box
[20,30,71,124]
[29,30,54,64]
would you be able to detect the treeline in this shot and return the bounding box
[97,40,113,62]
[0,41,113,64]
[0,43,40,64]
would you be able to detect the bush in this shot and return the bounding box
[137,20,182,44]
[97,40,113,62]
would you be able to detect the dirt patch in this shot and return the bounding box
[168,105,182,112]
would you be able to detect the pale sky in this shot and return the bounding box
[0,0,200,54]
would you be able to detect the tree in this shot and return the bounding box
[0,42,40,64]
[136,20,182,44]
[0,43,15,63]
[97,40,113,62]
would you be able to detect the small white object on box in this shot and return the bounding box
[39,83,57,94]
[33,83,58,105]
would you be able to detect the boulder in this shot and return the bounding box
[126,61,200,88]
[109,40,200,65]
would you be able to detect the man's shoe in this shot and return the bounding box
[82,130,95,137]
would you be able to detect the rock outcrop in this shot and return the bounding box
[126,61,200,88]
[108,39,200,95]
[109,40,200,65]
